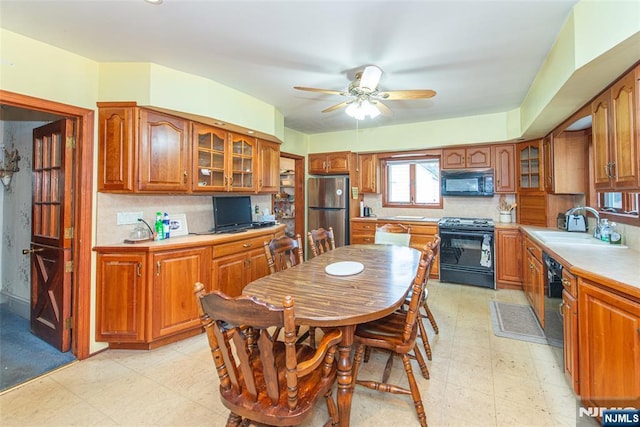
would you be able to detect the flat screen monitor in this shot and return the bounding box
[212,196,253,232]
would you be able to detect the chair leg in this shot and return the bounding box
[351,344,365,391]
[423,301,439,334]
[225,412,243,427]
[412,344,430,380]
[400,354,428,427]
[416,315,433,360]
[382,351,395,383]
[309,326,317,348]
[323,387,339,427]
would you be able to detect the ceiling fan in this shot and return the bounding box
[294,65,436,120]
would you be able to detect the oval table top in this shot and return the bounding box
[243,244,421,327]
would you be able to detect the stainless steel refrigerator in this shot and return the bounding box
[308,177,350,247]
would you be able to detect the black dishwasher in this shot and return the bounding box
[543,252,563,298]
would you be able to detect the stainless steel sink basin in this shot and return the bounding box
[531,230,627,248]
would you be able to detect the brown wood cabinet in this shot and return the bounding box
[357,153,379,193]
[523,235,544,328]
[97,103,137,192]
[517,139,543,191]
[257,139,281,193]
[578,279,640,408]
[543,131,588,194]
[442,146,491,169]
[495,227,522,289]
[492,144,516,193]
[593,65,640,191]
[517,193,580,227]
[350,219,376,245]
[308,151,351,174]
[561,269,579,394]
[96,246,210,348]
[211,232,277,297]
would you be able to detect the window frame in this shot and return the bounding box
[380,152,442,209]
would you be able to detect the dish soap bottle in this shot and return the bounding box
[600,218,611,242]
[155,211,164,240]
[609,222,622,245]
[162,213,170,239]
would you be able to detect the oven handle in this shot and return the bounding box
[439,230,493,238]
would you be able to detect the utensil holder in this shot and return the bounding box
[499,212,512,223]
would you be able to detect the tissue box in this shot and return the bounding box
[258,214,275,222]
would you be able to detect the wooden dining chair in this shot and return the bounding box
[351,252,434,427]
[415,235,441,360]
[307,227,336,258]
[374,223,411,246]
[263,234,304,274]
[193,283,343,427]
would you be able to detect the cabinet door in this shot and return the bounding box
[212,251,251,297]
[518,140,542,191]
[611,68,639,189]
[192,123,228,192]
[492,144,516,193]
[308,154,328,174]
[257,140,280,193]
[151,247,210,339]
[562,288,579,394]
[228,133,257,192]
[97,105,136,192]
[466,146,491,168]
[138,109,190,192]
[442,148,466,169]
[592,91,612,190]
[543,134,554,192]
[248,248,270,282]
[358,153,378,193]
[578,280,640,407]
[96,253,146,342]
[326,152,350,174]
[495,228,522,287]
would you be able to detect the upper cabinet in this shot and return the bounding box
[543,131,587,195]
[491,144,516,193]
[308,151,351,175]
[517,139,543,192]
[592,65,639,191]
[358,153,379,193]
[442,146,491,169]
[99,102,280,195]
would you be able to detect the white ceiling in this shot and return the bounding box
[1,0,585,135]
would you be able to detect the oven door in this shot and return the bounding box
[439,229,495,288]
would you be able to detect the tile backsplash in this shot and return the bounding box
[96,193,272,245]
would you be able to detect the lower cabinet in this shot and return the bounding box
[578,279,640,408]
[523,236,544,328]
[96,247,210,348]
[495,227,522,288]
[212,234,274,297]
[561,269,579,394]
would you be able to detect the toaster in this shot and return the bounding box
[565,214,587,232]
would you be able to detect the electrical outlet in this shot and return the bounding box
[117,211,144,225]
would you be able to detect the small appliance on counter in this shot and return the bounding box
[565,213,587,232]
[556,213,567,230]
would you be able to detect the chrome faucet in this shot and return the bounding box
[566,206,601,238]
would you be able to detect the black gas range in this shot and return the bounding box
[437,217,495,289]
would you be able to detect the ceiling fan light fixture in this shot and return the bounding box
[345,99,380,120]
[359,65,382,91]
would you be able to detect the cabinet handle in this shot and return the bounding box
[559,301,564,318]
[561,278,570,287]
[529,263,534,270]
[137,262,142,277]
[229,176,234,185]
[322,161,326,170]
[610,161,616,179]
[156,261,161,276]
[243,243,252,248]
[327,161,331,170]
[183,170,188,183]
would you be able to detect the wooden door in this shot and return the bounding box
[592,91,612,189]
[257,139,280,193]
[212,252,250,297]
[610,68,639,189]
[192,123,228,192]
[492,144,516,193]
[308,154,328,174]
[562,289,579,394]
[29,119,74,352]
[228,132,256,192]
[151,248,210,339]
[138,109,189,192]
[495,228,522,287]
[97,104,136,192]
[441,148,466,169]
[466,146,491,168]
[326,152,350,173]
[542,135,554,192]
[358,153,378,193]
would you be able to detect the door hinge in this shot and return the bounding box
[66,136,76,149]
[64,227,74,239]
[65,260,74,273]
[65,317,73,330]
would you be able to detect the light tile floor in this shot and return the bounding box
[0,282,590,426]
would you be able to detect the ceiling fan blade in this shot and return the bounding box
[379,90,437,100]
[359,65,382,91]
[375,101,393,116]
[322,101,349,113]
[294,86,344,96]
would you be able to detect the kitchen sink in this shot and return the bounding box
[531,230,627,248]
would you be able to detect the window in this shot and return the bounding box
[382,157,441,208]
[598,192,639,215]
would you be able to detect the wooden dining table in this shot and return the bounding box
[243,244,421,427]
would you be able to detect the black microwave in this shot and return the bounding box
[441,170,494,197]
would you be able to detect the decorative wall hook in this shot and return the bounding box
[0,145,21,190]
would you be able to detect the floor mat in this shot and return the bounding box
[0,305,76,392]
[489,301,561,347]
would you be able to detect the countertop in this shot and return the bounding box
[521,225,640,299]
[352,216,440,223]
